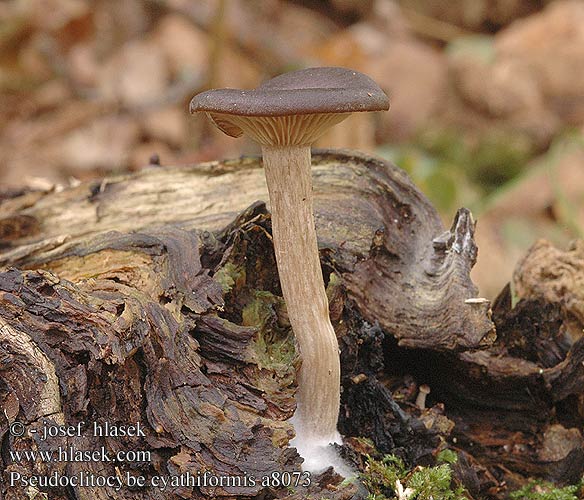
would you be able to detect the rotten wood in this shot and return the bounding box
[0,150,495,350]
[0,150,582,499]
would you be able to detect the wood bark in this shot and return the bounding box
[0,150,582,499]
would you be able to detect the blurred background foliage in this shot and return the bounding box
[1,0,583,297]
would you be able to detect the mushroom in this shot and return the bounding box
[416,384,431,410]
[190,67,389,471]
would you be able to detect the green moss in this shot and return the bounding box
[417,126,533,192]
[470,130,533,189]
[509,479,583,500]
[326,271,341,295]
[436,449,458,465]
[214,262,245,293]
[241,290,297,409]
[363,454,406,498]
[416,127,469,166]
[362,454,468,500]
[377,124,536,216]
[408,465,466,500]
[243,290,296,371]
[362,454,583,500]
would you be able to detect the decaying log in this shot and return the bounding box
[431,241,584,492]
[514,239,584,330]
[1,150,583,499]
[0,150,495,350]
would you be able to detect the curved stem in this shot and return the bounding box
[262,145,340,442]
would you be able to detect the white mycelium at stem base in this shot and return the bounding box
[262,145,341,446]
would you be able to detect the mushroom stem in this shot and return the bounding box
[416,384,431,410]
[262,144,340,442]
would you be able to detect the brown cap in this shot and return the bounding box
[189,67,389,146]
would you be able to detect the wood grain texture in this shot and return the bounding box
[0,150,495,351]
[12,150,580,498]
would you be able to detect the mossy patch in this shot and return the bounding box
[241,290,298,409]
[378,125,536,214]
[418,126,533,192]
[362,453,468,500]
[214,262,245,294]
[509,479,583,500]
[243,290,296,371]
[436,449,458,465]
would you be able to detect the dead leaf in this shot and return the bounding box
[99,39,170,108]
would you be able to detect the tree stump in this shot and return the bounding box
[1,150,582,499]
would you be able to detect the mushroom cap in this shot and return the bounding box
[189,67,389,146]
[190,67,389,117]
